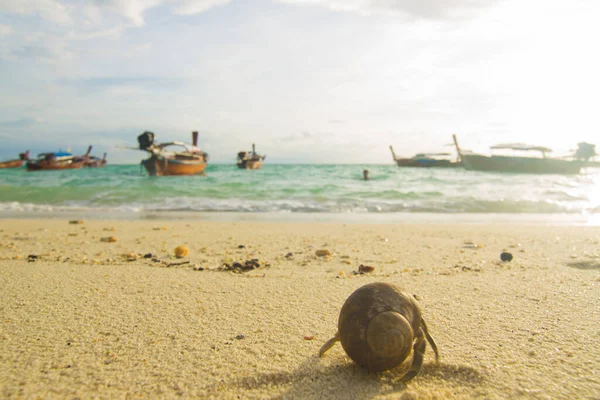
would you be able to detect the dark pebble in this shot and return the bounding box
[500,252,513,262]
[143,253,153,258]
[238,245,246,249]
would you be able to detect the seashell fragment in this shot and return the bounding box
[358,264,375,273]
[174,245,189,258]
[121,252,139,261]
[315,249,331,257]
[101,236,117,243]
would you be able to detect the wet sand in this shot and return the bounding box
[1,219,599,399]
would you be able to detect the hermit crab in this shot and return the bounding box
[319,282,439,381]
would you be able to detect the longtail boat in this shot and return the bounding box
[0,151,29,169]
[85,153,107,168]
[237,144,265,169]
[137,131,208,176]
[26,146,92,171]
[389,145,459,168]
[574,142,597,166]
[452,134,583,174]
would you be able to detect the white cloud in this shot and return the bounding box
[86,0,231,26]
[1,31,73,63]
[2,0,599,163]
[0,24,14,36]
[173,0,232,15]
[67,26,125,41]
[85,0,161,27]
[275,0,499,19]
[0,0,72,24]
[1,0,230,28]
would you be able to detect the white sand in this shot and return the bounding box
[1,219,599,399]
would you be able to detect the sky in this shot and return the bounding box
[1,0,599,164]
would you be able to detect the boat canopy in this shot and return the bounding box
[490,143,553,153]
[37,151,73,158]
[156,142,203,154]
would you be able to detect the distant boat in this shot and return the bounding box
[573,142,598,167]
[0,151,29,169]
[85,153,107,168]
[389,145,460,168]
[452,135,583,174]
[137,131,209,176]
[237,144,265,170]
[584,159,600,168]
[26,147,91,171]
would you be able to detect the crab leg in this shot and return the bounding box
[319,331,341,357]
[421,317,439,362]
[400,329,426,382]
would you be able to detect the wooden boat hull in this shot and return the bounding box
[85,153,107,168]
[84,161,107,168]
[394,159,459,168]
[461,154,582,174]
[142,156,207,176]
[27,147,91,172]
[583,159,600,168]
[390,145,457,168]
[0,159,25,169]
[237,144,265,170]
[0,151,29,169]
[237,160,263,170]
[26,159,86,171]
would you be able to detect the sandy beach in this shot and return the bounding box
[1,218,599,399]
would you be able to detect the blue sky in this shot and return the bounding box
[1,0,599,164]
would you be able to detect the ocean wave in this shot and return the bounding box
[1,198,598,214]
[1,164,599,216]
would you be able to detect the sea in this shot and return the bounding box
[1,164,599,225]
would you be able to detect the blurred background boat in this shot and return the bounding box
[389,145,460,168]
[137,131,209,176]
[453,135,583,175]
[0,151,29,169]
[85,153,107,168]
[237,144,265,170]
[26,147,91,171]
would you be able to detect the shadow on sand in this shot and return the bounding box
[206,354,484,399]
[566,261,600,270]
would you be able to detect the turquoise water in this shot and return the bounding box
[0,164,599,219]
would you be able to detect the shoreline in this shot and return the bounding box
[1,219,599,398]
[1,211,599,226]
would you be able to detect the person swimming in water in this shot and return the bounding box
[363,169,369,180]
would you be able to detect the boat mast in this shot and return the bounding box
[452,134,462,163]
[389,145,398,162]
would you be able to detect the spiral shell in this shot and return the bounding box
[319,282,439,379]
